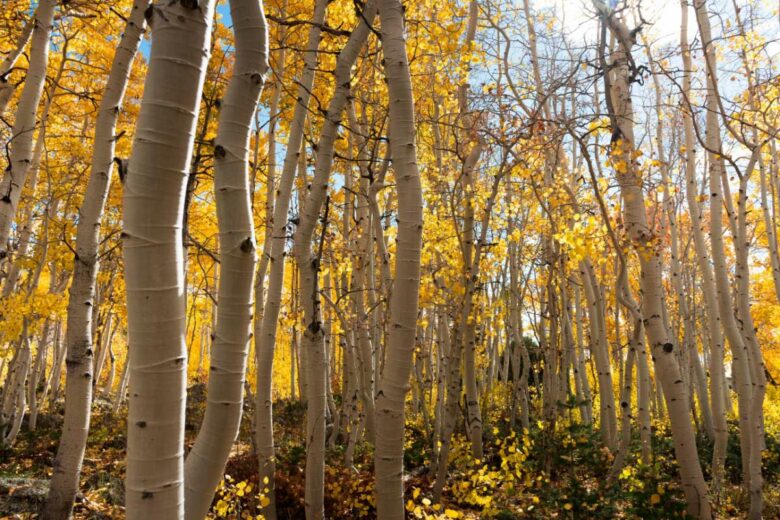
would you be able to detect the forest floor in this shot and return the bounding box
[1,385,779,519]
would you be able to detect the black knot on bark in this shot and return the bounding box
[180,0,199,9]
[240,237,255,253]
[663,342,674,353]
[214,144,226,159]
[136,421,147,428]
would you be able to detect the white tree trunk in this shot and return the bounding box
[43,3,147,516]
[596,4,711,517]
[122,1,216,517]
[254,0,326,516]
[679,0,728,489]
[0,0,57,263]
[183,0,268,517]
[374,0,424,517]
[0,17,34,118]
[291,5,376,516]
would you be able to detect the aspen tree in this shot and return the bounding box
[0,0,57,264]
[643,38,715,440]
[252,34,285,520]
[290,2,376,516]
[43,3,148,517]
[679,0,728,488]
[254,0,327,515]
[374,0,424,517]
[183,0,268,517]
[694,2,752,487]
[457,0,485,459]
[694,3,767,514]
[1,321,30,446]
[720,4,769,514]
[594,3,712,517]
[347,103,381,442]
[0,16,34,118]
[580,260,617,449]
[1,38,66,300]
[122,1,216,517]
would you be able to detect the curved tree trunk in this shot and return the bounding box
[595,4,711,517]
[0,16,34,118]
[373,0,424,517]
[43,4,148,516]
[122,2,216,517]
[254,0,327,516]
[679,0,728,490]
[183,1,268,517]
[290,5,376,516]
[693,1,759,510]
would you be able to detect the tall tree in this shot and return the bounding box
[594,2,712,517]
[122,1,216,517]
[0,0,57,265]
[183,0,268,518]
[373,0,424,517]
[43,2,149,517]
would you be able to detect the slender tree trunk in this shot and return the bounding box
[693,0,759,508]
[0,0,57,263]
[678,0,728,487]
[2,321,31,446]
[291,6,376,515]
[0,17,34,118]
[112,354,130,414]
[374,0,424,516]
[254,1,327,516]
[42,3,147,516]
[27,322,50,431]
[596,5,711,516]
[122,2,216,517]
[580,261,617,450]
[183,1,267,517]
[608,315,639,483]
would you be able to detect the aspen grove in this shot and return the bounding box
[2,0,780,518]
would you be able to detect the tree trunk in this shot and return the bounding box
[0,0,57,263]
[183,1,267,517]
[122,1,216,517]
[596,4,711,517]
[43,3,147,516]
[373,0,424,516]
[0,16,34,118]
[254,0,327,516]
[291,5,376,515]
[678,0,728,487]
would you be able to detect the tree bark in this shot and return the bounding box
[254,0,327,516]
[595,4,711,517]
[122,1,216,517]
[42,3,147,516]
[374,0,424,516]
[183,0,268,517]
[0,0,57,264]
[0,16,34,118]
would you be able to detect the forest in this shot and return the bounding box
[0,0,778,518]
